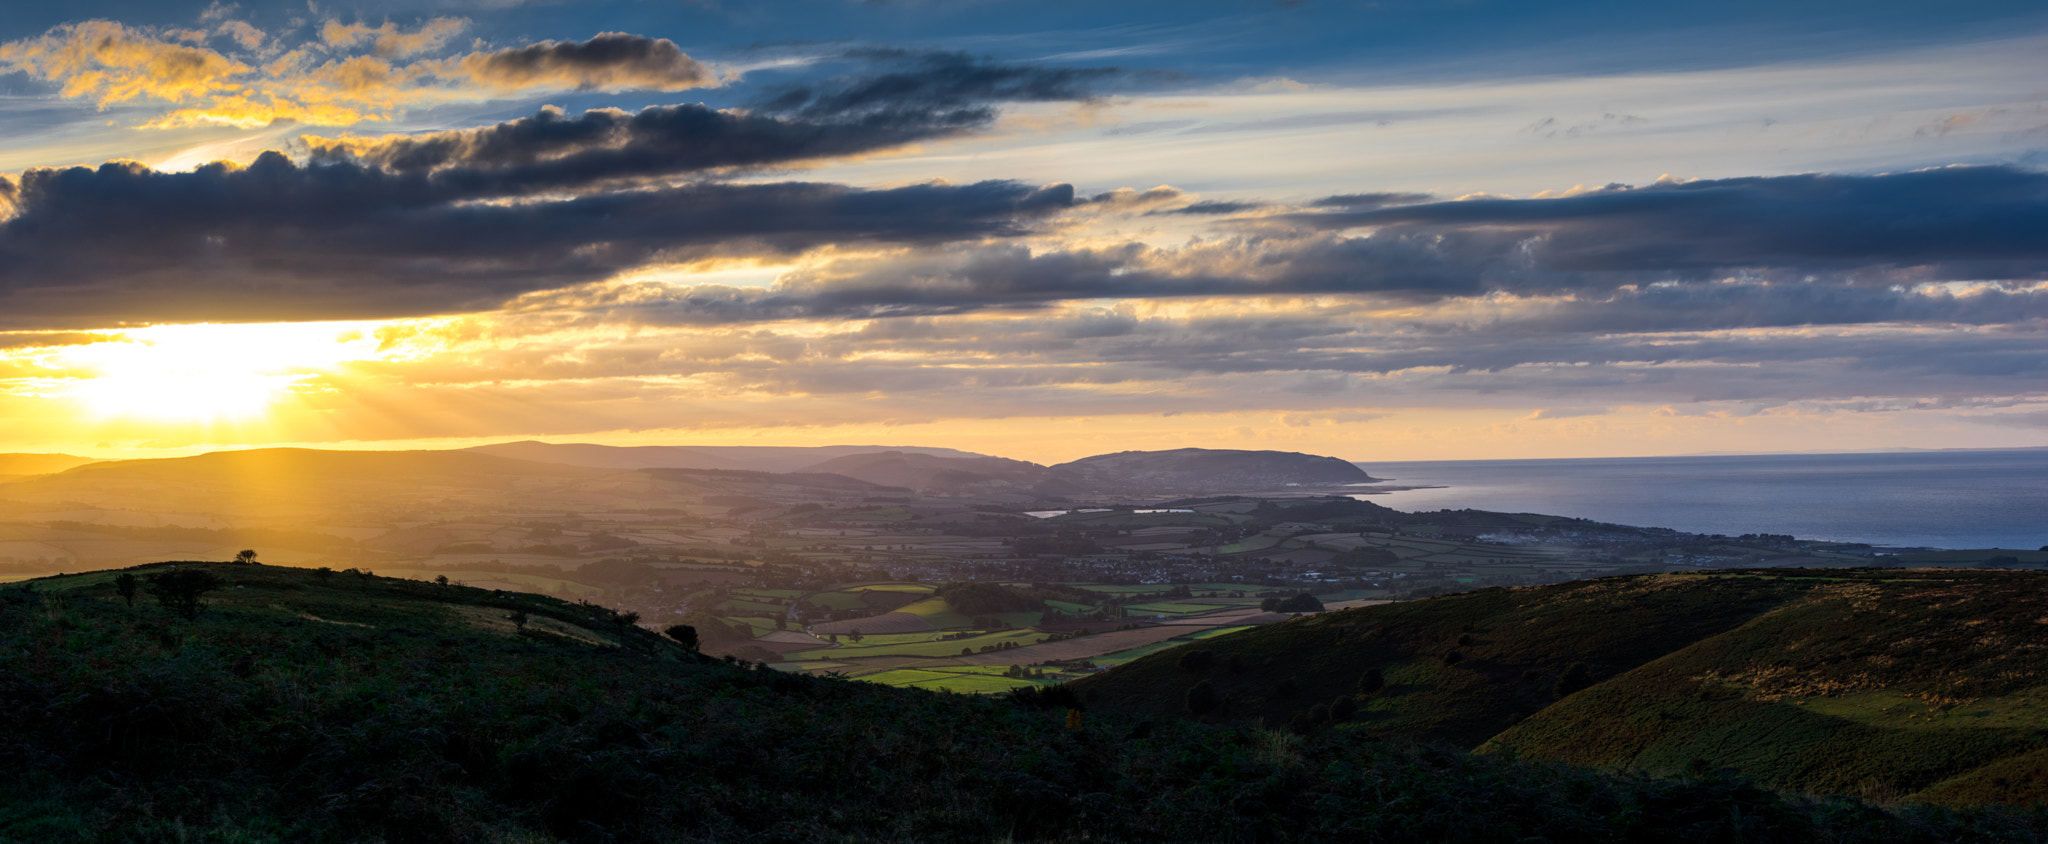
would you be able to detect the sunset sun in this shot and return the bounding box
[59,323,380,423]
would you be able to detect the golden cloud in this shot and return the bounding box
[0,21,250,108]
[1,19,715,130]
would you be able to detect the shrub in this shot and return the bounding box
[1357,668,1385,696]
[1177,649,1218,672]
[1185,680,1219,715]
[1330,695,1358,721]
[146,569,223,619]
[1555,662,1594,699]
[114,573,138,607]
[1442,650,1464,666]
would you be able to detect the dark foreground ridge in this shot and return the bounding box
[4,562,2045,842]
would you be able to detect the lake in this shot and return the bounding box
[1351,449,2048,551]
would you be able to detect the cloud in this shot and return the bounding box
[302,99,980,193]
[0,20,251,110]
[450,32,716,92]
[1148,200,1265,215]
[1525,407,1607,420]
[1309,192,1433,209]
[755,48,1122,123]
[0,22,723,128]
[1282,166,2048,284]
[0,153,1076,326]
[296,50,1128,192]
[322,18,468,58]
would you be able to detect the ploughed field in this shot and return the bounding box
[6,561,2047,842]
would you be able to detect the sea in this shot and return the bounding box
[1349,448,2048,551]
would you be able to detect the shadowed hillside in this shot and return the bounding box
[799,450,1082,498]
[468,441,990,473]
[1073,568,2048,807]
[1050,448,1375,493]
[6,563,2045,842]
[0,453,98,477]
[0,448,608,519]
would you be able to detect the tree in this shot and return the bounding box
[147,569,223,619]
[848,628,864,643]
[664,624,700,651]
[114,573,138,607]
[233,549,258,565]
[435,575,450,586]
[508,610,529,631]
[1185,679,1219,715]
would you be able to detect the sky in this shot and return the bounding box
[1,0,2046,464]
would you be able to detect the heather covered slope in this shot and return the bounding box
[1073,569,2048,807]
[5,564,2043,842]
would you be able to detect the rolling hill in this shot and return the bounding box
[467,441,990,473]
[4,562,2042,841]
[0,447,610,520]
[798,450,1082,497]
[1049,448,1375,493]
[1072,568,2048,806]
[0,452,98,477]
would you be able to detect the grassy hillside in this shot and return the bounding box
[1073,569,2048,808]
[8,563,2047,841]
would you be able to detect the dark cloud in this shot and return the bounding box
[455,33,717,92]
[304,102,972,196]
[756,49,1122,123]
[0,153,1074,326]
[1309,192,1433,209]
[1287,166,2048,281]
[0,48,1130,329]
[1148,200,1265,215]
[303,51,1125,196]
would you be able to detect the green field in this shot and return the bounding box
[786,627,1044,661]
[1124,602,1228,615]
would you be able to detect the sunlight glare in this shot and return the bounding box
[61,322,384,423]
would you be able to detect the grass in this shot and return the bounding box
[6,562,2048,841]
[1123,602,1226,614]
[1078,567,2048,809]
[787,627,1044,661]
[895,596,1039,629]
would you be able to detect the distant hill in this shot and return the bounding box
[467,441,991,473]
[798,451,1082,497]
[1074,568,2048,807]
[0,452,98,477]
[0,447,608,519]
[5,562,2040,841]
[1050,448,1374,492]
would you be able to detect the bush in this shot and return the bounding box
[1184,680,1219,715]
[1357,668,1385,696]
[1177,649,1218,672]
[1555,662,1594,699]
[146,569,223,619]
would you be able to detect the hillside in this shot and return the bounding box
[1050,448,1375,493]
[0,448,609,519]
[1072,569,2048,807]
[798,450,1081,498]
[0,452,98,477]
[5,562,2045,842]
[467,441,990,473]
